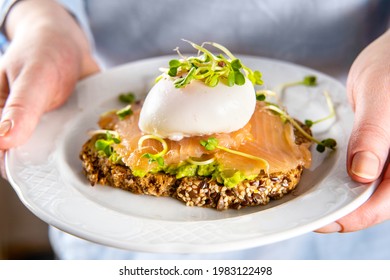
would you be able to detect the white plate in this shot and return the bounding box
[6,56,377,254]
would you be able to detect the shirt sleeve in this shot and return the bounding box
[0,0,17,52]
[55,0,94,44]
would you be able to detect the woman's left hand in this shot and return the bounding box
[317,30,390,233]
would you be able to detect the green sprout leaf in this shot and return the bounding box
[256,93,266,101]
[169,59,181,68]
[316,144,326,153]
[94,131,121,161]
[104,131,121,144]
[255,89,276,102]
[248,70,263,86]
[283,75,318,88]
[266,104,337,153]
[304,119,314,128]
[157,40,263,88]
[200,137,269,172]
[174,67,196,88]
[108,151,122,164]
[230,59,242,70]
[95,139,111,156]
[303,75,318,86]
[156,156,165,166]
[316,138,337,153]
[234,71,245,85]
[200,137,219,151]
[168,67,178,77]
[227,71,235,87]
[206,74,219,87]
[138,135,168,167]
[168,59,181,76]
[142,153,165,167]
[116,105,133,120]
[321,138,337,149]
[118,92,136,104]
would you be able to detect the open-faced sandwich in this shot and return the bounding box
[80,41,336,210]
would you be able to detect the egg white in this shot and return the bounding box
[138,76,256,140]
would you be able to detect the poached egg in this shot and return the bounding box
[138,75,256,140]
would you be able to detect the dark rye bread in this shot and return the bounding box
[80,124,311,211]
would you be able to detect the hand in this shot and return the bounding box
[317,30,390,233]
[0,0,99,177]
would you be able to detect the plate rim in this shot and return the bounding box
[5,55,378,253]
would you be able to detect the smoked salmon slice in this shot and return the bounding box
[99,102,311,176]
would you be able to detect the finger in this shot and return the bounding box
[0,69,10,108]
[0,70,10,138]
[316,164,390,233]
[0,63,59,149]
[79,55,100,79]
[346,32,390,183]
[346,78,390,183]
[0,150,7,180]
[0,70,10,180]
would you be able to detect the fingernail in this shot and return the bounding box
[0,120,12,136]
[351,151,380,180]
[316,222,342,233]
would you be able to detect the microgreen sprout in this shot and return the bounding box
[304,91,335,128]
[281,75,318,89]
[204,41,263,86]
[187,157,215,166]
[255,89,276,101]
[142,153,165,167]
[316,138,337,153]
[265,104,337,153]
[116,104,133,120]
[173,67,196,88]
[118,92,136,104]
[159,40,263,88]
[138,135,169,167]
[94,131,122,162]
[304,75,317,86]
[200,137,269,172]
[256,93,266,101]
[277,75,318,103]
[200,137,219,151]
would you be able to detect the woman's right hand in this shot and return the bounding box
[0,0,99,177]
[0,0,99,154]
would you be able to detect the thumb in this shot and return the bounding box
[347,74,390,183]
[347,31,390,183]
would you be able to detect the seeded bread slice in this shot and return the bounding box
[80,123,311,210]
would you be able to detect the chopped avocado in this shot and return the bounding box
[217,170,257,188]
[131,168,148,178]
[124,159,258,187]
[176,164,198,179]
[96,139,258,187]
[197,163,217,176]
